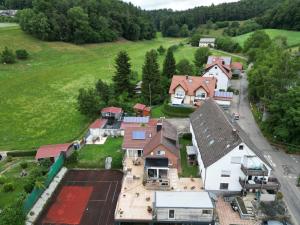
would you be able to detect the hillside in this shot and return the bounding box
[233,29,300,47]
[0,26,246,150]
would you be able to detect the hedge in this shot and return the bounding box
[162,104,195,117]
[6,150,37,157]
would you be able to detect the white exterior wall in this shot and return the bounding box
[155,208,213,222]
[203,66,229,91]
[125,148,143,158]
[195,88,207,99]
[190,124,271,192]
[199,43,215,48]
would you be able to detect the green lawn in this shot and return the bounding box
[179,138,199,178]
[0,22,18,28]
[0,26,246,150]
[68,137,124,169]
[233,29,300,47]
[0,157,37,208]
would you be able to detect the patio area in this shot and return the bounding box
[216,197,257,225]
[115,157,203,222]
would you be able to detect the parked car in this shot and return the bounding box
[232,112,240,120]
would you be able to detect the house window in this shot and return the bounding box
[221,170,231,177]
[220,183,229,190]
[157,150,165,156]
[239,145,244,150]
[231,156,242,164]
[215,66,217,69]
[169,209,175,219]
[203,209,212,215]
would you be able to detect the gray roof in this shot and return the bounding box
[207,56,232,66]
[155,191,214,209]
[199,38,216,43]
[190,99,271,168]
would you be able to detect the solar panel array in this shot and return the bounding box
[214,91,233,99]
[132,131,146,140]
[123,116,150,123]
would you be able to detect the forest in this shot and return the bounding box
[148,0,283,37]
[16,0,156,44]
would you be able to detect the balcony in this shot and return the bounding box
[239,177,280,191]
[241,164,268,176]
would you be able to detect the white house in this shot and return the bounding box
[203,60,232,91]
[169,75,216,106]
[154,191,214,224]
[85,119,107,144]
[199,38,216,48]
[190,99,280,193]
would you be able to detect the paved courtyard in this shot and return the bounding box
[216,197,257,225]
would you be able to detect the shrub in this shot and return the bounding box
[15,49,29,59]
[182,133,192,140]
[157,45,166,55]
[6,150,36,157]
[276,192,283,200]
[0,175,7,185]
[6,156,12,162]
[162,104,195,117]
[39,158,52,169]
[23,180,34,193]
[3,183,14,192]
[1,47,16,64]
[168,44,179,52]
[20,162,28,169]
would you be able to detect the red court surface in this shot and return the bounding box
[44,186,93,224]
[36,170,123,225]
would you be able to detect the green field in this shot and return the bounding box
[0,26,245,150]
[233,29,300,47]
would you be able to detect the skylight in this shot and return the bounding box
[132,131,146,140]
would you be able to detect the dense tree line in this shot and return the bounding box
[246,31,300,148]
[148,0,282,37]
[256,0,300,31]
[0,0,32,9]
[17,0,156,44]
[223,20,262,37]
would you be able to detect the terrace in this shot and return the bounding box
[115,157,203,223]
[239,177,280,191]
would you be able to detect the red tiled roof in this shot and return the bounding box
[133,103,146,111]
[231,62,243,71]
[122,126,157,149]
[169,75,216,97]
[89,119,107,129]
[205,62,232,79]
[35,143,72,160]
[101,107,123,114]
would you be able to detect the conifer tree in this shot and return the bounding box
[113,51,132,95]
[162,48,176,78]
[142,50,162,105]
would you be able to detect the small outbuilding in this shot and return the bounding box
[199,38,216,48]
[154,191,215,224]
[35,143,73,162]
[133,103,151,116]
[101,107,123,120]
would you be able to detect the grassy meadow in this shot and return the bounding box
[233,29,300,47]
[0,25,244,150]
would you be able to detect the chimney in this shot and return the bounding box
[157,120,163,132]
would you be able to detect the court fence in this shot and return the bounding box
[23,154,65,214]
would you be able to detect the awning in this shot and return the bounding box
[172,98,183,105]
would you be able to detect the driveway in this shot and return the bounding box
[229,70,300,225]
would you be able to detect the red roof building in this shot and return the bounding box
[101,107,123,114]
[169,75,216,97]
[89,119,108,129]
[133,103,151,116]
[35,143,73,160]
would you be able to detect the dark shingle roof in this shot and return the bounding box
[190,99,271,168]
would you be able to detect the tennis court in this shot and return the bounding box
[36,169,123,225]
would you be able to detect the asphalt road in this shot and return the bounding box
[230,71,300,225]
